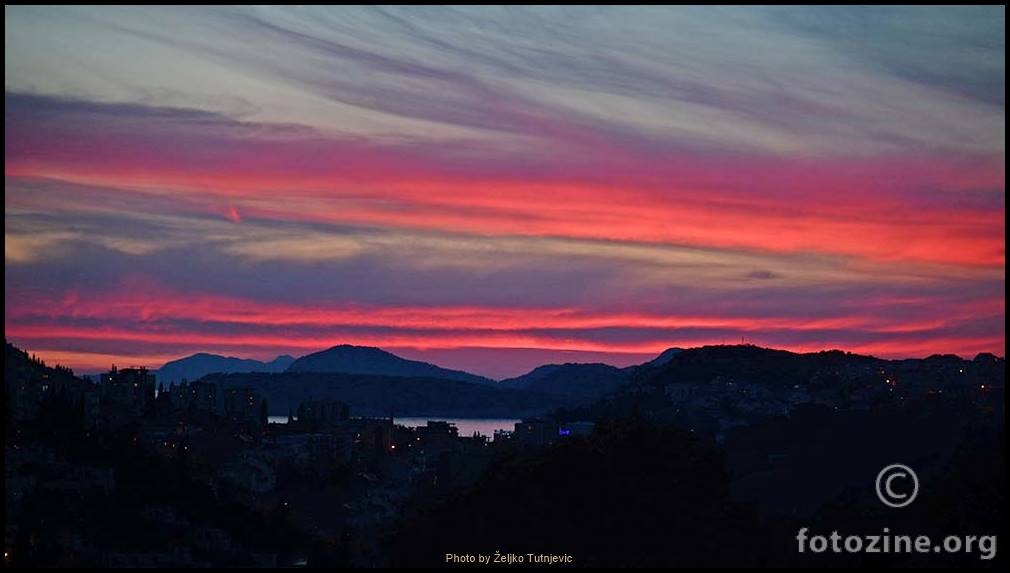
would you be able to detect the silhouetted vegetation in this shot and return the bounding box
[390,419,772,567]
[390,416,1004,567]
[6,341,1004,568]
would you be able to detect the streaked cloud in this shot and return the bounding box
[4,6,1004,376]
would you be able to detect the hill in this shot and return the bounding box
[155,352,295,384]
[285,345,492,385]
[201,371,553,418]
[499,363,629,405]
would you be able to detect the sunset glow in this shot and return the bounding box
[5,6,1005,378]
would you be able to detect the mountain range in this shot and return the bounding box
[154,344,654,415]
[499,363,629,402]
[148,343,1005,418]
[156,344,674,388]
[11,338,1004,419]
[155,352,295,385]
[286,345,492,385]
[200,370,555,418]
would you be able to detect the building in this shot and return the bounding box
[81,386,101,429]
[296,399,349,429]
[307,431,354,466]
[417,420,458,442]
[559,421,595,438]
[512,418,558,447]
[353,418,394,455]
[186,381,219,415]
[223,386,267,427]
[101,366,156,415]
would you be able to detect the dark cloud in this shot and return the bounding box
[746,270,781,280]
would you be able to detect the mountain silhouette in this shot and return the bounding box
[155,352,295,384]
[204,371,550,417]
[640,347,684,368]
[285,344,492,385]
[560,344,1006,426]
[499,362,630,404]
[493,347,684,404]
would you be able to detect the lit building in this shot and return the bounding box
[513,418,559,447]
[187,381,218,414]
[223,386,267,427]
[559,421,595,438]
[416,420,460,453]
[296,399,350,429]
[100,366,156,415]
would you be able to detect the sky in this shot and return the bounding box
[4,6,1005,379]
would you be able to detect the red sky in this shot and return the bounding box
[4,6,1005,378]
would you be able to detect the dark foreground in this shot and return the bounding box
[5,342,1004,568]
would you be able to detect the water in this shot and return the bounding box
[395,417,520,437]
[268,415,520,438]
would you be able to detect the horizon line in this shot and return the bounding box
[8,338,1005,382]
